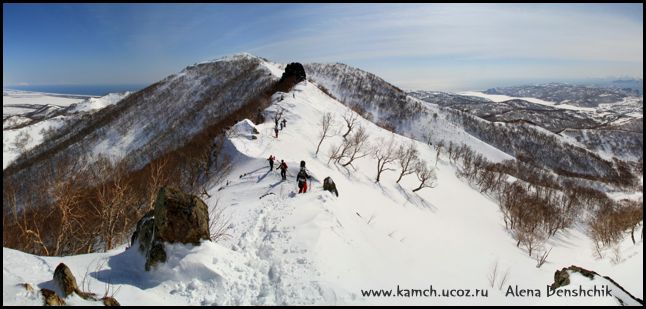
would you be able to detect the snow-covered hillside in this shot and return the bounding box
[3,90,129,169]
[4,79,642,305]
[3,54,279,207]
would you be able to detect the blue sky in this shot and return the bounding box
[3,3,643,91]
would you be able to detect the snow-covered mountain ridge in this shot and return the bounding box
[3,53,642,305]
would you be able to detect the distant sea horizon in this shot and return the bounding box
[3,84,148,96]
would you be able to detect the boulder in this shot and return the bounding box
[550,265,644,305]
[41,288,65,306]
[551,267,570,290]
[280,62,306,84]
[154,187,210,244]
[551,265,598,290]
[131,210,155,254]
[323,177,339,197]
[53,263,78,297]
[132,187,211,271]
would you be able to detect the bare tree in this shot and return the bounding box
[89,157,135,251]
[434,140,445,167]
[535,247,552,268]
[341,126,371,167]
[315,113,334,156]
[372,135,398,182]
[50,158,89,256]
[328,143,343,165]
[412,160,438,192]
[145,157,169,212]
[13,131,31,152]
[341,109,359,140]
[396,142,419,183]
[423,130,433,148]
[6,180,49,255]
[208,198,231,243]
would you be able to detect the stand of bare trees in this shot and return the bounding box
[3,131,233,256]
[88,156,138,251]
[441,139,643,259]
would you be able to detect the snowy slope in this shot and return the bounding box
[4,79,642,305]
[304,63,513,163]
[3,91,129,169]
[458,91,598,112]
[3,90,89,115]
[3,54,279,202]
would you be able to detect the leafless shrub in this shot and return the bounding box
[434,140,444,167]
[535,247,552,268]
[498,268,510,291]
[488,260,498,288]
[315,113,334,156]
[88,156,136,251]
[487,260,510,291]
[396,142,419,183]
[13,131,32,152]
[372,134,398,182]
[208,198,231,243]
[341,109,359,140]
[412,160,438,192]
[340,126,371,168]
[145,157,169,212]
[610,244,622,265]
[328,126,371,169]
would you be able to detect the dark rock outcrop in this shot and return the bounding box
[550,265,644,305]
[280,62,306,84]
[323,177,339,197]
[132,187,211,271]
[154,187,210,244]
[52,263,97,300]
[53,263,78,297]
[551,265,599,290]
[551,268,571,290]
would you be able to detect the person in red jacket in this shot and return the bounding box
[297,160,311,193]
[277,160,288,180]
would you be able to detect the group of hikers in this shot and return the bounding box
[274,117,287,138]
[264,108,338,196]
[267,156,311,193]
[267,155,339,196]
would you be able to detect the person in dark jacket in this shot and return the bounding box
[297,160,310,193]
[267,155,275,170]
[281,119,287,129]
[277,160,288,180]
[274,125,279,138]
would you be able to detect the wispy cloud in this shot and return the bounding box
[3,3,642,90]
[250,4,642,64]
